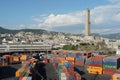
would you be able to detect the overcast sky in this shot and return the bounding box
[0,0,120,34]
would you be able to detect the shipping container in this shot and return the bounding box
[75,60,84,66]
[103,56,120,69]
[111,73,120,80]
[20,55,27,61]
[87,66,102,74]
[103,68,117,75]
[12,56,20,63]
[61,72,67,80]
[74,72,81,80]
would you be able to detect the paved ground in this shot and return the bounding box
[0,62,112,80]
[35,62,58,80]
[0,64,21,80]
[75,65,111,80]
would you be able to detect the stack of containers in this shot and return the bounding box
[49,53,58,71]
[20,77,32,80]
[49,53,57,63]
[57,58,64,78]
[54,56,74,80]
[87,55,107,74]
[15,58,37,79]
[59,61,76,80]
[53,57,58,70]
[65,52,75,68]
[85,52,91,58]
[103,56,120,75]
[0,57,8,66]
[50,52,81,80]
[0,57,2,66]
[12,53,21,63]
[74,72,81,80]
[75,53,85,66]
[81,52,91,59]
[2,55,12,65]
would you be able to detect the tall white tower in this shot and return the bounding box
[85,8,90,36]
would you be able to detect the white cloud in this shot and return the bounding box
[113,13,120,22]
[43,13,85,27]
[91,4,120,25]
[19,1,120,34]
[33,3,120,29]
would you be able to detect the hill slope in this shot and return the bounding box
[0,27,120,39]
[0,27,57,35]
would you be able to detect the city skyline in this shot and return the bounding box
[0,0,120,34]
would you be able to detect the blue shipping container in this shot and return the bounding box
[76,57,84,61]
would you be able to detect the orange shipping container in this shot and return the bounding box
[66,57,74,61]
[2,55,11,59]
[112,73,120,80]
[13,56,20,62]
[21,77,27,80]
[20,55,27,61]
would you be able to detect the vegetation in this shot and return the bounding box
[0,26,58,35]
[63,45,78,50]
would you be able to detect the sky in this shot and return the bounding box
[0,0,120,34]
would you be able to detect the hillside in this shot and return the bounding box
[102,33,120,39]
[0,27,120,39]
[0,27,58,35]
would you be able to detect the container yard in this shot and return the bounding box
[0,51,120,80]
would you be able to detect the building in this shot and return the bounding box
[85,8,90,36]
[116,45,120,55]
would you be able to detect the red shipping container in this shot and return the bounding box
[90,55,107,61]
[49,58,53,63]
[74,72,81,80]
[62,66,68,72]
[67,60,74,66]
[53,63,58,70]
[103,68,117,75]
[75,61,84,66]
[88,64,102,67]
[67,68,75,78]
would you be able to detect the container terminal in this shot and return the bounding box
[0,50,120,80]
[0,8,120,80]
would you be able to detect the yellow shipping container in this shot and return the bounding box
[112,73,120,80]
[16,68,23,77]
[66,57,74,61]
[87,66,102,74]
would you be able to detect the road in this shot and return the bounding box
[0,64,21,80]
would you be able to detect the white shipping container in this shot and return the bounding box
[61,73,67,80]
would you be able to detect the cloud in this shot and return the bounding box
[33,3,120,29]
[31,11,85,29]
[19,1,120,34]
[43,13,85,27]
[113,13,120,22]
[91,4,120,25]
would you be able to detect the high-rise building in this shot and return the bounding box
[85,8,90,36]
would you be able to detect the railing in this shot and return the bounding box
[0,44,52,52]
